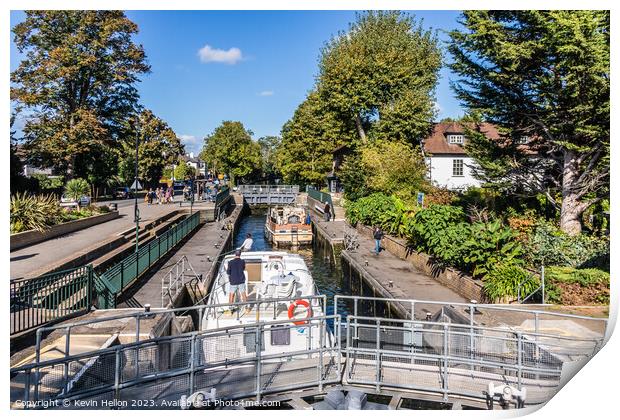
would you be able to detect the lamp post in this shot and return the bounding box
[133,117,141,254]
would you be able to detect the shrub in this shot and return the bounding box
[483,264,539,302]
[64,178,90,209]
[10,192,62,233]
[525,221,609,270]
[425,187,456,206]
[463,220,524,278]
[545,266,609,288]
[544,266,610,305]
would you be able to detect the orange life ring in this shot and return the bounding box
[287,299,313,325]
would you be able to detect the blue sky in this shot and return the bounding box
[10,10,465,155]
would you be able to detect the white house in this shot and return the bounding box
[422,121,501,191]
[177,153,207,177]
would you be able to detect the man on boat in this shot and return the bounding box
[226,249,248,312]
[240,233,253,251]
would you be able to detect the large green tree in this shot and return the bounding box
[117,110,184,187]
[257,135,281,179]
[317,11,442,145]
[200,121,261,185]
[11,11,150,178]
[449,11,609,235]
[275,91,355,187]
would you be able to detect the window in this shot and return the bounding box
[516,135,529,144]
[452,159,464,177]
[447,134,464,144]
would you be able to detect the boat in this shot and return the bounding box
[264,206,313,247]
[200,251,328,360]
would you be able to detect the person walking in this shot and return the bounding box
[324,202,331,222]
[156,187,162,205]
[240,233,253,251]
[147,188,153,205]
[373,226,384,256]
[226,249,248,313]
[164,186,171,204]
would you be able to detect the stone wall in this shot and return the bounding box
[355,224,488,303]
[10,211,120,251]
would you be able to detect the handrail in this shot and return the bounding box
[160,256,201,307]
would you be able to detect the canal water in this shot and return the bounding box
[232,210,392,320]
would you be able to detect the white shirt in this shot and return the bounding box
[240,238,253,251]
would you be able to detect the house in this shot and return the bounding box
[177,153,207,178]
[422,121,501,191]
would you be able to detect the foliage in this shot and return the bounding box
[483,264,539,302]
[345,193,416,236]
[425,187,456,206]
[11,11,150,179]
[338,153,369,202]
[524,221,609,270]
[10,192,62,233]
[360,141,430,204]
[275,91,355,187]
[544,266,610,305]
[200,121,261,185]
[449,11,610,235]
[32,174,64,191]
[173,160,192,181]
[64,178,90,208]
[462,221,523,278]
[117,110,184,187]
[257,136,281,179]
[317,11,441,145]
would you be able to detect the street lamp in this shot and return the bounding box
[133,117,141,254]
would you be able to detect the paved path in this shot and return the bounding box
[10,201,181,281]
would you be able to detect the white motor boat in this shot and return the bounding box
[200,251,328,360]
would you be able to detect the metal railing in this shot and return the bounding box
[10,266,93,335]
[333,295,608,339]
[160,256,201,308]
[96,212,201,308]
[10,295,608,409]
[342,315,596,405]
[237,185,299,194]
[12,314,341,408]
[307,186,334,216]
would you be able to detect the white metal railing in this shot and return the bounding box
[160,256,201,308]
[11,295,608,410]
[237,185,299,194]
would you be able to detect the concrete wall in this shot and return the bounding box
[10,211,120,251]
[426,155,482,191]
[355,224,488,303]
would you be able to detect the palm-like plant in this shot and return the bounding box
[10,192,61,233]
[64,178,90,210]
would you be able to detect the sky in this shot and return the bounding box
[10,10,465,155]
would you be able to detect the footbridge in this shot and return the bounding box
[237,185,299,206]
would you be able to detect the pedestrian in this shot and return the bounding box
[240,233,253,251]
[165,186,171,204]
[156,187,162,205]
[305,212,312,225]
[373,226,384,256]
[147,188,153,205]
[182,185,189,201]
[226,249,248,313]
[323,202,331,222]
[144,190,149,204]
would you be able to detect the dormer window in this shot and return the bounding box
[516,135,529,144]
[447,134,464,144]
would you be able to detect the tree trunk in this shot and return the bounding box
[560,149,583,236]
[354,114,367,144]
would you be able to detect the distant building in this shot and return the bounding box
[176,152,207,178]
[422,121,501,191]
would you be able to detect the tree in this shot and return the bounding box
[173,160,191,181]
[317,11,441,145]
[257,136,281,179]
[360,140,430,204]
[275,91,355,187]
[64,178,90,210]
[117,110,184,187]
[11,11,150,178]
[448,11,609,235]
[200,121,261,185]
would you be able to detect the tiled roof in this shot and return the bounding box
[423,121,501,155]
